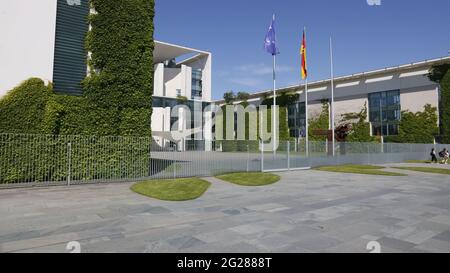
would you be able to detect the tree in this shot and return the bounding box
[236,92,250,102]
[429,64,450,143]
[223,91,236,104]
[428,64,450,83]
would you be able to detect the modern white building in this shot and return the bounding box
[0,0,213,149]
[151,41,213,151]
[217,56,450,139]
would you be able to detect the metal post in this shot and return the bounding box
[287,141,290,170]
[246,143,250,172]
[261,140,264,172]
[173,144,177,179]
[67,142,72,186]
[330,37,335,157]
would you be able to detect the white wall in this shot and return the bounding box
[153,63,164,97]
[334,97,369,124]
[0,0,57,97]
[400,87,439,113]
[163,66,192,98]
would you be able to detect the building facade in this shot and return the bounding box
[0,0,213,149]
[151,41,213,150]
[217,57,450,139]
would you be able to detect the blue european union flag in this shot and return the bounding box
[264,15,279,56]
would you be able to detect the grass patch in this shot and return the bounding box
[131,178,211,201]
[392,167,450,175]
[314,165,407,176]
[215,172,280,186]
[405,160,432,164]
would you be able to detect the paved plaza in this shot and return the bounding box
[1,163,450,253]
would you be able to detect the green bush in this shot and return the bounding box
[0,78,52,134]
[343,103,376,143]
[0,134,152,184]
[384,104,438,144]
[309,102,329,141]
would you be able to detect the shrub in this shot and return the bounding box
[342,103,376,143]
[0,78,52,133]
[309,102,329,141]
[384,104,438,144]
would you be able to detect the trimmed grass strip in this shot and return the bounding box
[216,172,280,186]
[314,165,407,176]
[131,178,211,201]
[392,167,450,175]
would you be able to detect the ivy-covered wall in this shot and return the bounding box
[83,0,154,136]
[0,78,52,134]
[0,1,155,184]
[0,0,155,137]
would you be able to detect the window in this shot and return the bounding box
[192,69,203,99]
[176,89,181,97]
[53,0,90,95]
[288,102,306,138]
[368,90,401,136]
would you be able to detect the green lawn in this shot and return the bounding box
[215,172,280,186]
[392,167,450,175]
[131,178,211,201]
[405,160,432,164]
[314,164,407,176]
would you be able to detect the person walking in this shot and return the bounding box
[430,148,438,164]
[443,149,449,164]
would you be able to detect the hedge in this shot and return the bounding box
[0,78,53,134]
[0,134,154,184]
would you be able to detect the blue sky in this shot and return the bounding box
[154,0,450,100]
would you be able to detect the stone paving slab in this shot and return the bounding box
[0,163,450,253]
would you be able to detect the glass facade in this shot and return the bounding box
[368,90,401,136]
[288,102,306,138]
[192,69,203,99]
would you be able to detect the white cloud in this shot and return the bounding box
[229,77,263,87]
[235,63,295,76]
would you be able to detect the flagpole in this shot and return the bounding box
[273,54,277,157]
[305,78,309,157]
[304,27,309,157]
[330,37,335,156]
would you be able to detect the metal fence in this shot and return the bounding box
[0,133,447,188]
